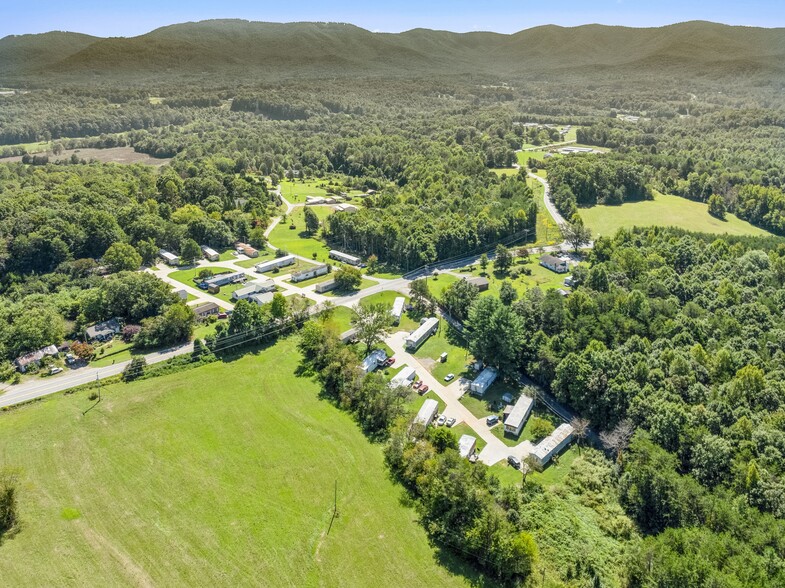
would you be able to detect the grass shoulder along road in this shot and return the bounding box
[0,337,474,588]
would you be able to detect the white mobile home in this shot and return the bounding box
[405,317,438,351]
[290,264,329,283]
[360,349,387,373]
[390,365,417,388]
[530,423,574,469]
[504,393,534,436]
[470,367,498,397]
[391,297,405,325]
[159,250,180,266]
[414,398,438,427]
[329,249,363,267]
[315,279,337,293]
[254,255,296,273]
[458,435,477,459]
[231,279,276,300]
[200,246,219,261]
[248,292,275,307]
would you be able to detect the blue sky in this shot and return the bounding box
[2,0,784,38]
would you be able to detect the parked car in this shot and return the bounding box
[383,357,396,368]
[444,373,455,382]
[217,312,228,319]
[411,380,422,390]
[446,417,456,427]
[436,415,447,426]
[507,455,522,470]
[419,384,429,394]
[486,414,499,426]
[49,367,63,375]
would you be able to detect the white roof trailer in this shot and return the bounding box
[200,246,219,261]
[159,250,179,266]
[458,435,477,459]
[360,349,387,373]
[405,317,438,351]
[530,423,574,469]
[470,367,498,397]
[504,393,534,436]
[391,297,405,324]
[390,365,417,388]
[329,249,363,267]
[414,398,438,427]
[255,255,296,273]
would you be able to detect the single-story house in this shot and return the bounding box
[504,393,534,437]
[291,264,329,283]
[232,279,276,300]
[315,279,337,293]
[414,398,438,427]
[305,196,325,205]
[159,250,180,266]
[405,317,438,351]
[360,349,387,373]
[200,246,219,261]
[192,302,220,318]
[390,365,417,388]
[15,344,59,373]
[248,292,275,306]
[85,318,122,342]
[530,423,574,469]
[470,367,498,397]
[540,254,569,273]
[199,271,246,290]
[458,435,477,459]
[334,203,358,213]
[465,276,490,292]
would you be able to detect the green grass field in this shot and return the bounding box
[579,191,771,238]
[358,291,419,331]
[280,179,366,204]
[269,206,334,260]
[452,254,572,298]
[412,319,474,381]
[324,278,377,297]
[234,250,274,268]
[425,273,459,300]
[0,338,473,587]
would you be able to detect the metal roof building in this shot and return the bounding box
[469,367,498,397]
[504,393,534,437]
[391,296,405,324]
[254,255,296,273]
[458,435,477,459]
[414,398,438,427]
[405,317,438,351]
[530,423,574,469]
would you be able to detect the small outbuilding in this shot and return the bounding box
[465,276,490,292]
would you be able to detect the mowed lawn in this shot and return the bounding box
[580,191,772,238]
[269,206,334,260]
[0,338,472,587]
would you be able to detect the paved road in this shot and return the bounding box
[528,171,566,228]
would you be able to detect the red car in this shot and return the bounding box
[411,380,422,390]
[383,357,396,368]
[419,385,429,394]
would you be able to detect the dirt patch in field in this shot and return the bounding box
[0,146,171,166]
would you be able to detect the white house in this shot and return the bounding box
[414,398,438,427]
[290,264,329,283]
[458,435,477,459]
[255,255,296,273]
[405,317,438,351]
[504,393,534,437]
[200,246,219,261]
[232,279,276,300]
[391,297,405,325]
[248,292,275,306]
[360,349,387,373]
[334,203,358,213]
[390,365,417,388]
[329,249,363,267]
[14,344,59,373]
[530,423,574,469]
[540,254,569,273]
[159,250,180,266]
[470,367,498,397]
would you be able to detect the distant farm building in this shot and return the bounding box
[470,367,498,397]
[503,393,534,437]
[329,249,363,267]
[540,254,568,273]
[255,255,296,273]
[464,276,490,292]
[530,423,574,469]
[291,264,329,283]
[405,317,439,351]
[200,246,219,261]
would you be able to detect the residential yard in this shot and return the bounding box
[491,445,580,488]
[579,191,772,238]
[0,337,473,587]
[324,278,377,297]
[256,258,317,277]
[234,250,274,268]
[89,339,141,367]
[358,291,419,331]
[268,206,334,260]
[412,319,474,381]
[459,380,519,421]
[425,273,459,300]
[323,305,357,333]
[453,254,573,298]
[491,405,562,447]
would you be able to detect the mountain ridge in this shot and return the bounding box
[1,20,783,81]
